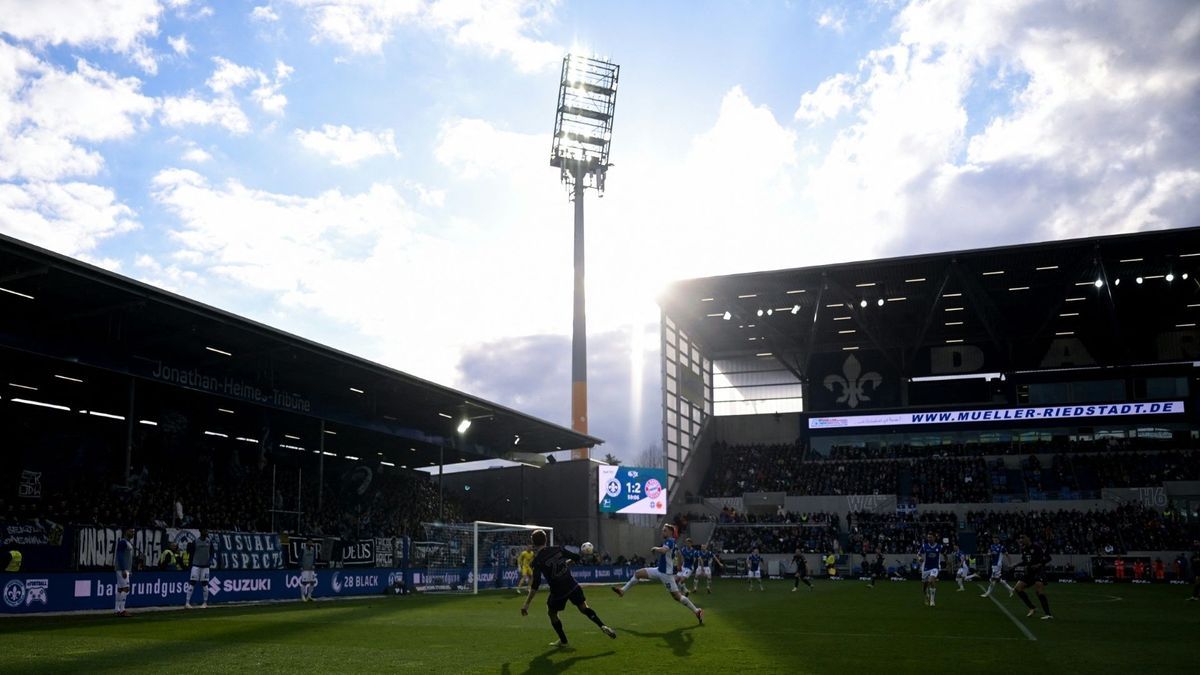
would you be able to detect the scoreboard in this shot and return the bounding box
[597,466,667,514]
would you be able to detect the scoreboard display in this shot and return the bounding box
[597,466,667,514]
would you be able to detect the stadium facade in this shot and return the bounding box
[658,228,1200,575]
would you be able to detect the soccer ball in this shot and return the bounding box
[580,542,594,556]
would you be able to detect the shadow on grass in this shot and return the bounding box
[500,646,617,675]
[619,625,698,657]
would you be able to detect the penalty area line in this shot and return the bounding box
[977,583,1036,641]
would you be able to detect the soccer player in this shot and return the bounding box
[1013,534,1053,620]
[612,524,704,624]
[675,538,696,596]
[868,552,885,589]
[299,540,317,602]
[792,548,813,591]
[185,528,215,609]
[113,527,134,617]
[919,533,942,607]
[520,529,615,647]
[693,543,721,593]
[747,547,765,591]
[981,534,1014,598]
[955,547,979,591]
[516,544,535,594]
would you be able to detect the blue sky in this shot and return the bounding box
[2,0,1198,464]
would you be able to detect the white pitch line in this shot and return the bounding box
[977,583,1036,641]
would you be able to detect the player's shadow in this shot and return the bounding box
[503,647,616,675]
[620,625,696,657]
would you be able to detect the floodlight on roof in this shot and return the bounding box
[1184,273,1190,280]
[766,309,774,316]
[206,346,232,356]
[757,309,764,317]
[877,299,884,307]
[723,311,732,320]
[859,299,867,308]
[1136,277,1144,284]
[790,305,800,314]
[1166,273,1175,282]
[0,286,34,300]
[1094,279,1103,288]
[457,419,472,434]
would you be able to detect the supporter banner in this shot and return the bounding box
[1,522,55,547]
[808,400,1186,430]
[19,470,42,498]
[0,567,393,614]
[214,532,283,570]
[74,527,164,571]
[341,539,374,567]
[164,528,200,550]
[1102,487,1170,509]
[374,538,396,567]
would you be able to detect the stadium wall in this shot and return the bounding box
[713,413,802,445]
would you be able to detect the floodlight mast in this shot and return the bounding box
[550,53,618,461]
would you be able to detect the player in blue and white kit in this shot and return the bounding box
[675,538,696,596]
[692,543,722,593]
[981,534,1014,598]
[184,528,216,609]
[919,533,942,607]
[612,524,704,624]
[954,546,979,591]
[747,548,765,591]
[113,527,134,616]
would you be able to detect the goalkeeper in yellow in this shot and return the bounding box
[516,544,535,594]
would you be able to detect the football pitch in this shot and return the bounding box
[1,579,1193,673]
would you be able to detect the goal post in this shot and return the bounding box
[418,521,554,594]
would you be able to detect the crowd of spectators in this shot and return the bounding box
[967,503,1199,554]
[702,440,1197,502]
[845,511,958,554]
[713,523,839,555]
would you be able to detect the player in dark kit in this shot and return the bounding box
[868,552,886,588]
[1013,534,1053,620]
[520,529,616,647]
[792,548,813,591]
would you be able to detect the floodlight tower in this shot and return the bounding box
[550,53,619,461]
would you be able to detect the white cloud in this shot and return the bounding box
[160,93,250,133]
[251,5,280,21]
[793,0,1200,255]
[181,146,212,162]
[251,60,292,114]
[0,181,139,256]
[0,0,163,73]
[295,124,400,166]
[207,56,259,94]
[0,44,156,181]
[285,0,561,71]
[167,34,192,56]
[817,8,847,33]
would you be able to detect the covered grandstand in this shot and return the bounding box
[657,227,1200,578]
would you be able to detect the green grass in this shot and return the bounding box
[1,579,1194,673]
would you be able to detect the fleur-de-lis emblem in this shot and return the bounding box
[823,353,882,409]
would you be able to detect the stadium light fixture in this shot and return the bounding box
[138,419,157,426]
[0,286,34,300]
[438,412,452,419]
[1035,265,1059,271]
[877,299,884,307]
[54,374,83,383]
[905,278,926,283]
[324,429,337,435]
[457,419,472,434]
[551,52,618,462]
[723,311,732,320]
[1094,278,1104,288]
[381,461,395,467]
[88,411,125,421]
[349,387,364,394]
[7,382,37,391]
[1166,273,1175,282]
[859,299,867,308]
[1183,273,1190,280]
[767,309,774,316]
[1136,277,1144,284]
[205,346,232,356]
[1114,278,1121,286]
[218,408,234,414]
[513,434,521,446]
[11,398,70,411]
[790,305,800,314]
[757,309,764,317]
[203,431,228,438]
[284,434,300,440]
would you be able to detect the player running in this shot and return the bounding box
[1013,534,1053,620]
[692,543,721,593]
[184,528,215,609]
[919,533,942,607]
[954,546,979,591]
[516,544,535,594]
[981,534,1014,598]
[792,548,813,592]
[747,547,765,591]
[612,524,704,625]
[675,538,695,596]
[521,529,615,647]
[867,552,885,589]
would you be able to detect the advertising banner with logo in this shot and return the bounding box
[213,531,284,570]
[340,539,375,567]
[74,527,164,571]
[0,567,393,614]
[405,565,638,592]
[597,466,668,514]
[809,400,1187,430]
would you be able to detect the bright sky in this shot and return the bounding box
[1,0,1197,463]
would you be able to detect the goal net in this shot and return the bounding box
[417,521,554,594]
